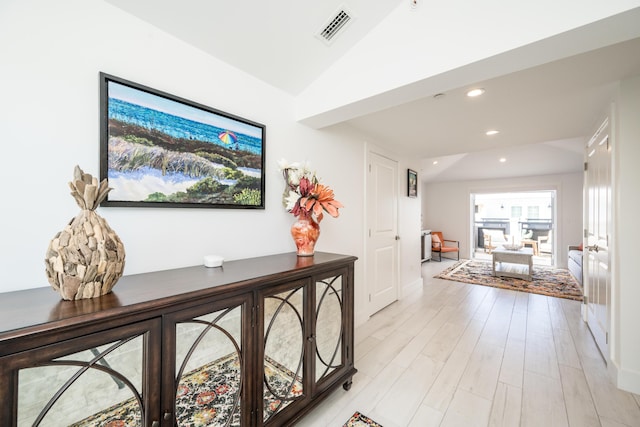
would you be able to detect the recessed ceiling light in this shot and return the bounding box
[486,130,500,136]
[466,88,485,97]
[432,160,438,165]
[499,157,507,163]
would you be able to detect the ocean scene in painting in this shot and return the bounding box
[106,81,263,206]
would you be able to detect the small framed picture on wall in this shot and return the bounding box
[408,169,418,198]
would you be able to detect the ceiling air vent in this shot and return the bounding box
[317,6,354,45]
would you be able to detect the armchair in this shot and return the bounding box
[431,231,460,262]
[538,230,553,254]
[482,229,509,254]
[483,234,496,254]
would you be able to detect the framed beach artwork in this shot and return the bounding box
[407,169,418,198]
[99,72,265,209]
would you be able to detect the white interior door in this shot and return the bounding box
[366,151,399,315]
[585,118,611,358]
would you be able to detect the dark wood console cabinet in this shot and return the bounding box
[0,252,357,426]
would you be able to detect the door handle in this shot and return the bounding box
[395,235,400,240]
[587,244,599,252]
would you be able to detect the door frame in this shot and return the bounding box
[364,148,400,318]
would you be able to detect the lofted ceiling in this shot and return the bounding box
[104,0,403,95]
[104,0,640,182]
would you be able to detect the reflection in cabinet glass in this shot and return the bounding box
[263,283,305,422]
[315,275,343,382]
[175,306,243,426]
[19,336,144,426]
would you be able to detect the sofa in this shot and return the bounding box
[568,245,583,287]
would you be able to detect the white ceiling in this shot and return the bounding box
[104,0,640,182]
[104,0,403,95]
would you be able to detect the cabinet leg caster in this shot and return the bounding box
[343,379,353,391]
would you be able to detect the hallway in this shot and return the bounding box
[298,259,640,426]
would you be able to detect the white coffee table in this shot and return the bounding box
[492,246,534,281]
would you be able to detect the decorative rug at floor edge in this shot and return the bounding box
[435,259,583,301]
[343,411,384,427]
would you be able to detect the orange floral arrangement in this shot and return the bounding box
[279,159,343,222]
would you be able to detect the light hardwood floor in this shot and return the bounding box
[297,259,640,427]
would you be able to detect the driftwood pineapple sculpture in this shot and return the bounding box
[45,166,125,300]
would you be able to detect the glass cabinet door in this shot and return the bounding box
[314,274,344,383]
[261,280,307,423]
[4,319,159,427]
[165,294,249,427]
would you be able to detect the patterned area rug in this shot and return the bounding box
[435,259,583,301]
[343,411,384,427]
[71,353,302,427]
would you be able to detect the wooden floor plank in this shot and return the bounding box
[580,355,640,426]
[524,330,561,379]
[422,348,473,412]
[499,338,525,387]
[440,389,493,427]
[521,371,568,427]
[558,364,600,427]
[489,382,522,427]
[371,354,444,426]
[553,327,582,370]
[458,340,505,400]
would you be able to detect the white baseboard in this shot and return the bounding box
[401,277,424,299]
[354,311,369,328]
[609,358,640,394]
[354,277,424,327]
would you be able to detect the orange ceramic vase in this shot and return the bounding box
[291,210,320,256]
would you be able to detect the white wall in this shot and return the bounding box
[611,75,640,392]
[0,0,423,330]
[0,0,305,292]
[421,173,584,268]
[398,160,424,295]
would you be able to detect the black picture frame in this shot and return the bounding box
[99,72,266,209]
[408,169,418,198]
